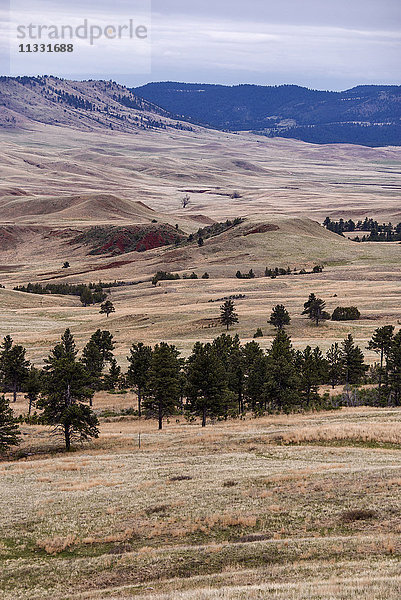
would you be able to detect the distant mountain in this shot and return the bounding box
[134,82,401,146]
[0,76,192,132]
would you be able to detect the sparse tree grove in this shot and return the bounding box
[1,313,401,452]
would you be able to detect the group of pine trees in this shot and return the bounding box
[1,322,401,453]
[324,216,401,242]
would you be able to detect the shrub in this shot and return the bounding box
[341,509,376,522]
[152,271,180,285]
[332,306,361,321]
[253,328,263,338]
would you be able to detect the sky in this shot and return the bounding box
[2,0,401,90]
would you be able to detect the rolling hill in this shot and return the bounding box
[0,76,193,133]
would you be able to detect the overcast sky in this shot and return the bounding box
[2,0,401,89]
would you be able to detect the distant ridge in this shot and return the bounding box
[0,76,193,133]
[134,82,401,146]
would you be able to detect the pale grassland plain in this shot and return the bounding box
[1,406,401,600]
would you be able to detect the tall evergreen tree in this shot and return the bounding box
[326,343,343,388]
[265,331,299,412]
[24,366,42,415]
[0,337,30,402]
[212,334,238,369]
[227,341,246,414]
[368,325,394,401]
[104,359,121,391]
[90,330,115,363]
[81,341,104,393]
[127,343,152,417]
[242,341,267,413]
[146,343,181,430]
[302,293,330,326]
[0,395,20,452]
[386,330,401,406]
[297,346,326,406]
[186,342,228,426]
[341,334,367,385]
[219,299,239,331]
[40,330,98,451]
[269,304,291,330]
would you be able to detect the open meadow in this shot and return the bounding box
[2,402,401,600]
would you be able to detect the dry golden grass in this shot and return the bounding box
[1,122,401,599]
[1,406,401,599]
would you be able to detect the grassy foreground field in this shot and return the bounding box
[2,403,401,600]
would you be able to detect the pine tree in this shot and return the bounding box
[386,330,401,406]
[90,330,115,363]
[146,343,181,430]
[341,334,367,385]
[81,341,104,393]
[219,299,239,331]
[242,341,267,413]
[227,343,246,414]
[0,395,20,452]
[24,366,42,415]
[265,331,299,412]
[80,287,94,306]
[297,346,326,406]
[186,342,228,426]
[40,330,98,451]
[0,337,30,402]
[100,300,115,317]
[104,359,121,391]
[326,343,343,388]
[368,326,394,401]
[269,304,291,330]
[302,293,330,326]
[127,342,152,417]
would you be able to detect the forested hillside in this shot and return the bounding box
[134,82,401,146]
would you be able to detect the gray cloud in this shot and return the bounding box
[1,0,400,89]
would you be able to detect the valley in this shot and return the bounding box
[0,86,401,600]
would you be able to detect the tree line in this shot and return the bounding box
[1,320,401,453]
[324,216,401,242]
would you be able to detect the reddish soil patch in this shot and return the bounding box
[73,225,184,256]
[243,224,280,236]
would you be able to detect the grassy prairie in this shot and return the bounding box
[1,405,401,599]
[1,126,401,598]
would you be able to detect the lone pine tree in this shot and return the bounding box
[219,299,239,331]
[302,293,330,326]
[100,300,115,318]
[269,304,291,330]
